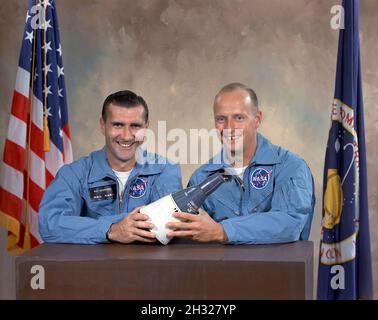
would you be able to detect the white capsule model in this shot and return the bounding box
[141,171,230,245]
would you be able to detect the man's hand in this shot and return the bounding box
[107,206,156,243]
[166,208,228,243]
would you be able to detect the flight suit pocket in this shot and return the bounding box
[87,199,117,218]
[209,195,241,221]
[287,178,312,213]
[249,183,274,213]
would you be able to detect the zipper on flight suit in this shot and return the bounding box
[239,165,253,214]
[118,174,140,214]
[233,172,245,191]
[115,175,127,214]
[119,188,125,213]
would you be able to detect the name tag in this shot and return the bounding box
[89,184,117,201]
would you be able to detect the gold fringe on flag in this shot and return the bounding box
[43,115,51,151]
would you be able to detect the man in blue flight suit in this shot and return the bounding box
[167,83,315,244]
[39,90,182,244]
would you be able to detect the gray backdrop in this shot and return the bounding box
[1,0,377,299]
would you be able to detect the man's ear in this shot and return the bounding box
[100,117,105,135]
[255,110,262,128]
[141,121,149,143]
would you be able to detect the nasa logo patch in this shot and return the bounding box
[250,168,272,189]
[129,178,148,198]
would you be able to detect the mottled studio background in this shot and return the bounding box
[0,0,377,299]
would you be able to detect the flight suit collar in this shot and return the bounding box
[252,133,281,166]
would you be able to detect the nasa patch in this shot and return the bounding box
[129,178,148,198]
[250,168,272,189]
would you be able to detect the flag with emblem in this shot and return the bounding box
[317,0,373,299]
[0,0,72,254]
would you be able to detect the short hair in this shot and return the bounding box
[214,82,259,113]
[101,90,149,122]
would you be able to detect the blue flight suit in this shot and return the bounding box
[38,147,182,243]
[188,133,315,244]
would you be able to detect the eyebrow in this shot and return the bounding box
[111,121,144,126]
[215,113,246,117]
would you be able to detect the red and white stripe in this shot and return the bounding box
[0,66,72,247]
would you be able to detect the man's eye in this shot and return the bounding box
[235,115,245,121]
[113,123,122,128]
[131,124,141,129]
[216,118,225,123]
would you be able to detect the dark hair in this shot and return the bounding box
[215,82,259,113]
[101,90,149,122]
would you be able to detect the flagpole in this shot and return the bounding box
[43,0,50,152]
[24,0,39,251]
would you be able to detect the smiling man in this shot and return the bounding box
[39,90,182,244]
[167,83,315,244]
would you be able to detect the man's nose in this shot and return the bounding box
[223,118,236,130]
[121,126,134,140]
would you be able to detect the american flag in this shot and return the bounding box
[0,0,72,253]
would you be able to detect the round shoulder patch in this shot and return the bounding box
[129,178,148,198]
[250,168,272,189]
